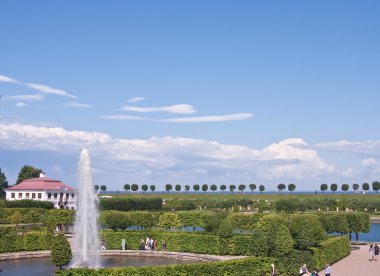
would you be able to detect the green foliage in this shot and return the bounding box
[158,213,182,230]
[346,212,370,240]
[275,199,299,213]
[129,211,157,229]
[278,249,313,275]
[310,236,350,270]
[99,198,162,211]
[210,184,217,192]
[320,184,328,192]
[193,184,200,192]
[100,185,107,192]
[273,225,294,257]
[318,212,349,234]
[0,208,46,224]
[51,233,72,269]
[229,184,236,192]
[341,184,349,192]
[249,183,256,192]
[218,218,234,238]
[203,213,226,233]
[255,214,287,255]
[141,184,148,193]
[288,183,296,194]
[162,199,197,211]
[175,184,181,192]
[165,184,172,192]
[100,210,130,230]
[10,210,22,227]
[16,165,42,184]
[45,210,75,231]
[352,183,359,191]
[0,228,50,253]
[372,181,380,193]
[259,185,265,194]
[288,214,326,249]
[277,183,286,192]
[184,185,190,192]
[362,182,370,191]
[238,184,246,193]
[150,185,156,192]
[0,168,9,198]
[131,184,139,192]
[94,185,99,192]
[220,184,227,192]
[201,184,208,192]
[227,213,262,231]
[123,184,130,192]
[5,199,54,209]
[56,257,275,276]
[251,229,268,256]
[330,183,338,192]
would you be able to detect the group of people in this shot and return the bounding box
[269,263,331,276]
[139,237,167,251]
[369,243,379,261]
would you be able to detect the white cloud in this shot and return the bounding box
[362,158,377,166]
[4,94,44,101]
[122,104,197,114]
[127,97,147,103]
[315,140,380,156]
[101,115,148,121]
[0,123,335,186]
[0,75,18,83]
[65,102,94,108]
[15,102,29,108]
[162,113,254,123]
[26,83,77,99]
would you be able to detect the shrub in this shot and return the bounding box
[318,212,349,234]
[5,199,54,209]
[0,208,47,224]
[218,218,234,238]
[158,213,182,230]
[273,225,294,257]
[99,198,162,211]
[288,214,326,249]
[0,228,50,253]
[51,233,72,269]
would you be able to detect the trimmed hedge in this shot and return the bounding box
[100,230,254,255]
[99,198,163,211]
[311,236,350,269]
[0,208,46,224]
[4,199,54,209]
[0,228,50,253]
[55,257,275,276]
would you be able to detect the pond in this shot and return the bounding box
[357,223,380,242]
[0,255,200,276]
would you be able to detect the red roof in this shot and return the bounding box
[6,177,75,191]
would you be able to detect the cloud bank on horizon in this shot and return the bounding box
[0,122,378,189]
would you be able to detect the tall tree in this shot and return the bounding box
[249,183,257,193]
[131,184,139,193]
[0,168,9,198]
[141,184,148,193]
[100,185,107,192]
[123,184,130,193]
[362,183,370,193]
[352,183,359,193]
[150,185,156,192]
[202,184,208,193]
[220,185,227,192]
[330,183,338,193]
[193,184,200,192]
[165,184,173,193]
[175,184,181,193]
[94,185,99,192]
[288,183,296,195]
[259,185,265,194]
[184,185,190,193]
[341,184,349,193]
[277,183,286,192]
[51,233,72,270]
[229,184,236,193]
[210,184,217,192]
[238,184,246,193]
[320,184,328,193]
[16,165,42,184]
[372,181,380,193]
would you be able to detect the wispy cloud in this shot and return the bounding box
[4,94,44,101]
[0,75,18,83]
[127,97,147,103]
[122,104,197,114]
[101,115,148,121]
[15,102,29,108]
[64,102,94,108]
[26,83,77,99]
[162,113,254,123]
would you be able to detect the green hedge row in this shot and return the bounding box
[0,228,50,253]
[100,230,254,255]
[56,257,275,276]
[99,198,163,211]
[311,236,350,269]
[3,199,54,209]
[0,208,46,224]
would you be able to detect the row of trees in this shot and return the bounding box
[320,182,380,193]
[122,183,268,194]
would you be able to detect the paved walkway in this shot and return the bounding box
[319,245,380,276]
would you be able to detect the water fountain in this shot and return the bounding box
[71,149,101,268]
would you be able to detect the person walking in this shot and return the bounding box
[299,264,309,276]
[324,263,331,276]
[369,244,375,261]
[374,243,379,261]
[270,263,278,276]
[311,268,319,276]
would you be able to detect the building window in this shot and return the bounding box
[71,193,75,199]
[26,193,30,199]
[38,193,42,199]
[32,193,36,199]
[11,193,15,198]
[18,193,22,199]
[48,193,51,199]
[60,193,63,198]
[66,193,69,199]
[54,193,58,199]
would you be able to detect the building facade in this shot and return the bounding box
[5,173,77,210]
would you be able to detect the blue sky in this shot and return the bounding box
[1,1,380,190]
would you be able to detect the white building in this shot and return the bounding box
[5,173,77,210]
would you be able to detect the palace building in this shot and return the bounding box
[5,173,77,210]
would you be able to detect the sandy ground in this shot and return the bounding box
[319,245,380,276]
